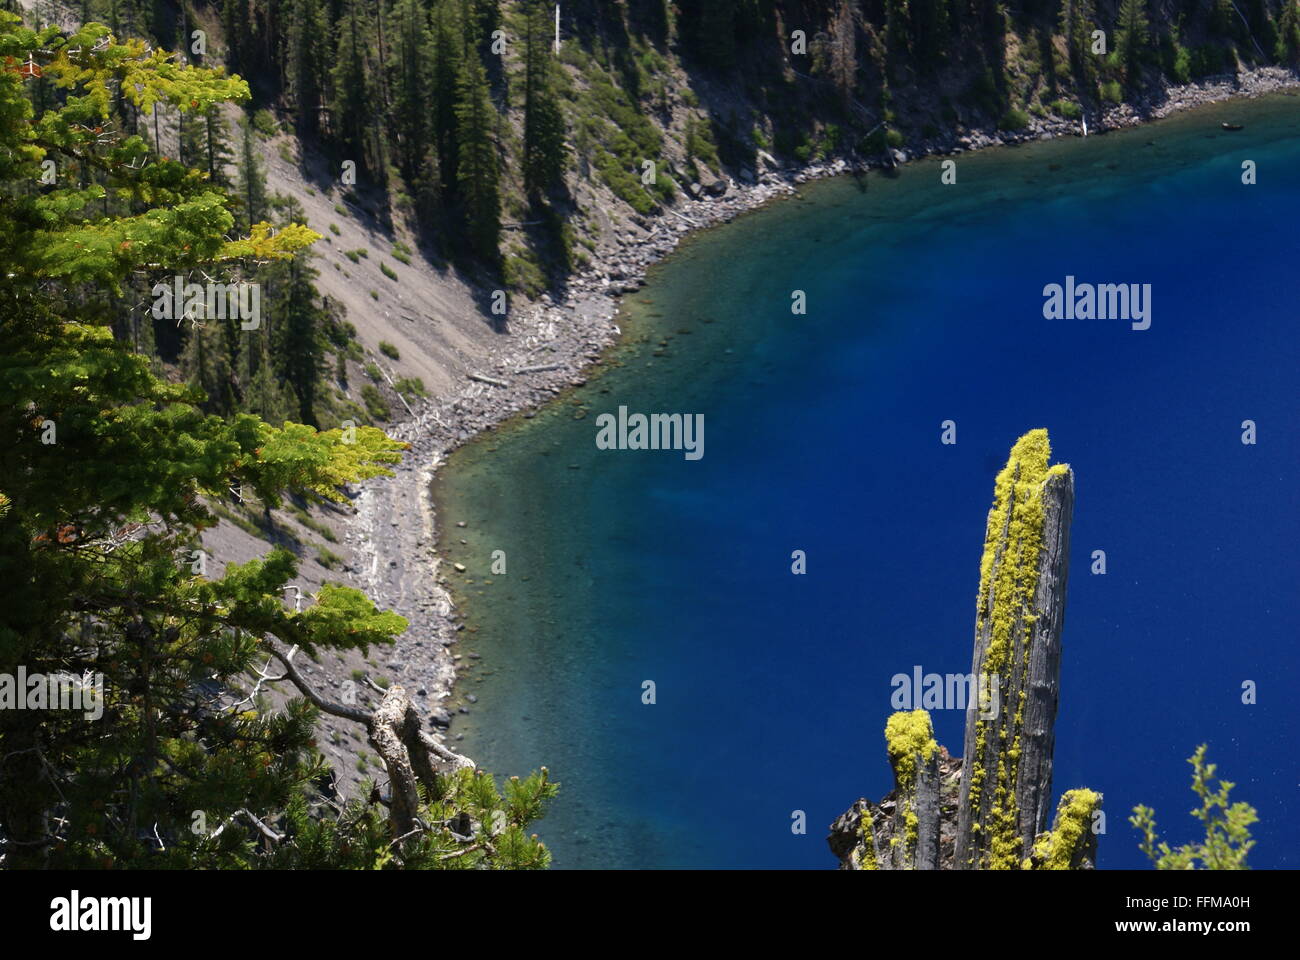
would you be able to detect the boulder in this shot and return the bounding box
[704,178,729,198]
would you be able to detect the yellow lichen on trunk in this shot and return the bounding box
[967,429,1068,869]
[885,708,939,789]
[885,709,938,858]
[1028,789,1103,869]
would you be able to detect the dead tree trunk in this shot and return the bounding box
[828,744,962,870]
[265,642,475,842]
[367,684,475,838]
[885,726,942,869]
[829,429,1095,870]
[954,432,1074,869]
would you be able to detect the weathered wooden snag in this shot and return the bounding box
[829,429,1100,870]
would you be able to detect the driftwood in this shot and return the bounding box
[829,430,1099,870]
[514,363,565,374]
[466,371,510,388]
[370,355,416,418]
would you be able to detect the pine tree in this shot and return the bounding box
[181,314,238,415]
[290,0,329,135]
[431,0,464,195]
[1060,0,1098,88]
[884,0,910,62]
[0,15,554,869]
[263,0,290,88]
[330,0,374,172]
[678,0,737,70]
[459,0,499,53]
[180,105,234,187]
[243,332,295,425]
[235,114,269,231]
[222,0,249,73]
[176,22,191,167]
[392,0,434,184]
[1115,0,1150,86]
[454,50,500,260]
[206,107,236,186]
[1276,0,1300,64]
[1211,0,1236,36]
[522,0,566,197]
[264,201,329,425]
[911,0,950,68]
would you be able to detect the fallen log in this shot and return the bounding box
[515,363,566,375]
[467,371,510,388]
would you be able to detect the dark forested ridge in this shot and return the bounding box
[7,0,1297,428]
[189,0,1300,272]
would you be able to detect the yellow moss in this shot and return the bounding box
[966,429,1071,869]
[855,810,879,869]
[1030,789,1103,869]
[905,810,919,850]
[884,710,938,863]
[884,709,939,791]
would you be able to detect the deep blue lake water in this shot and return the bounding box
[435,94,1299,869]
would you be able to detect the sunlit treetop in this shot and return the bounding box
[0,13,317,289]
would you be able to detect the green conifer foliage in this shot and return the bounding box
[1060,0,1098,88]
[522,0,566,197]
[391,0,434,185]
[235,113,269,230]
[330,0,374,173]
[1276,0,1300,62]
[0,15,553,868]
[290,0,329,135]
[455,49,500,260]
[1115,0,1151,86]
[431,0,465,196]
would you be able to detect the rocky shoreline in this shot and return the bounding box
[901,65,1298,159]
[340,65,1298,761]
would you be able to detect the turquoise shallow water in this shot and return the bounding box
[435,94,1300,868]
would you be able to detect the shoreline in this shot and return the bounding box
[344,67,1298,754]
